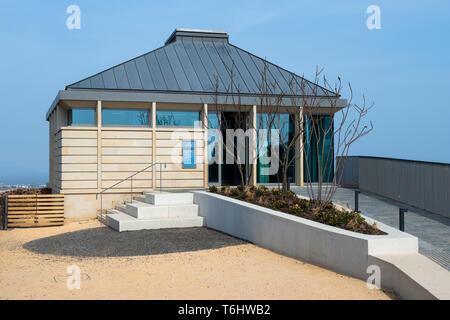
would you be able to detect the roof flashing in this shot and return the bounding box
[165,28,229,45]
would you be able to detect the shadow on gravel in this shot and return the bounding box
[23,226,246,258]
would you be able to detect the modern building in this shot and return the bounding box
[46,29,345,219]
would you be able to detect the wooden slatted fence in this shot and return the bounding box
[6,194,64,227]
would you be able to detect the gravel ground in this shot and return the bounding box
[0,220,396,299]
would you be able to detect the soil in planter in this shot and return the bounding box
[209,185,386,235]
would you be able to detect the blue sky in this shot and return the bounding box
[0,0,449,184]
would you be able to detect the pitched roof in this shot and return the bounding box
[67,29,333,97]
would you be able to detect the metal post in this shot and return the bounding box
[100,193,103,215]
[399,207,407,231]
[354,190,361,212]
[131,176,133,203]
[160,163,162,193]
[2,195,8,230]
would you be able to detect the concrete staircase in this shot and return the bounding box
[101,191,204,232]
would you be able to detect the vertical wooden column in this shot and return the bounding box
[300,107,304,186]
[203,103,208,189]
[49,110,53,190]
[53,107,58,190]
[251,105,257,186]
[295,107,304,186]
[55,109,61,190]
[97,100,102,191]
[152,102,157,190]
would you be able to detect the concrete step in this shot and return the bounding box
[167,204,199,218]
[106,209,123,216]
[116,203,126,212]
[106,212,204,232]
[106,211,160,232]
[134,195,146,202]
[142,191,194,205]
[104,192,202,232]
[97,213,107,224]
[125,201,168,218]
[124,201,199,219]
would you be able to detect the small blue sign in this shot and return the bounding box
[182,140,196,168]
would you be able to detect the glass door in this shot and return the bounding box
[207,112,220,185]
[208,111,248,186]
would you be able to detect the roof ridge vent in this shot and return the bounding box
[165,28,229,45]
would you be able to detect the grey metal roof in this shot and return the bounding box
[66,29,334,97]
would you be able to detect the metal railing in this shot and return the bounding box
[337,156,450,218]
[353,189,409,232]
[96,162,166,215]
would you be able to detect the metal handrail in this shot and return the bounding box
[96,162,166,215]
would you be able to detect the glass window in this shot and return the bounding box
[207,112,219,183]
[156,110,200,127]
[207,112,219,129]
[304,114,334,183]
[69,108,95,126]
[257,113,296,184]
[102,109,149,126]
[182,140,196,168]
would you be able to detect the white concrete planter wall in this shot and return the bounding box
[194,191,418,280]
[193,191,450,299]
[194,191,450,299]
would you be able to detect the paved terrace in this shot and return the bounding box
[292,186,450,271]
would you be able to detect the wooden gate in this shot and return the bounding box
[6,194,64,227]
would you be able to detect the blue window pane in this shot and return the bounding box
[207,112,219,129]
[182,141,196,168]
[102,109,149,126]
[70,108,95,125]
[156,110,200,127]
